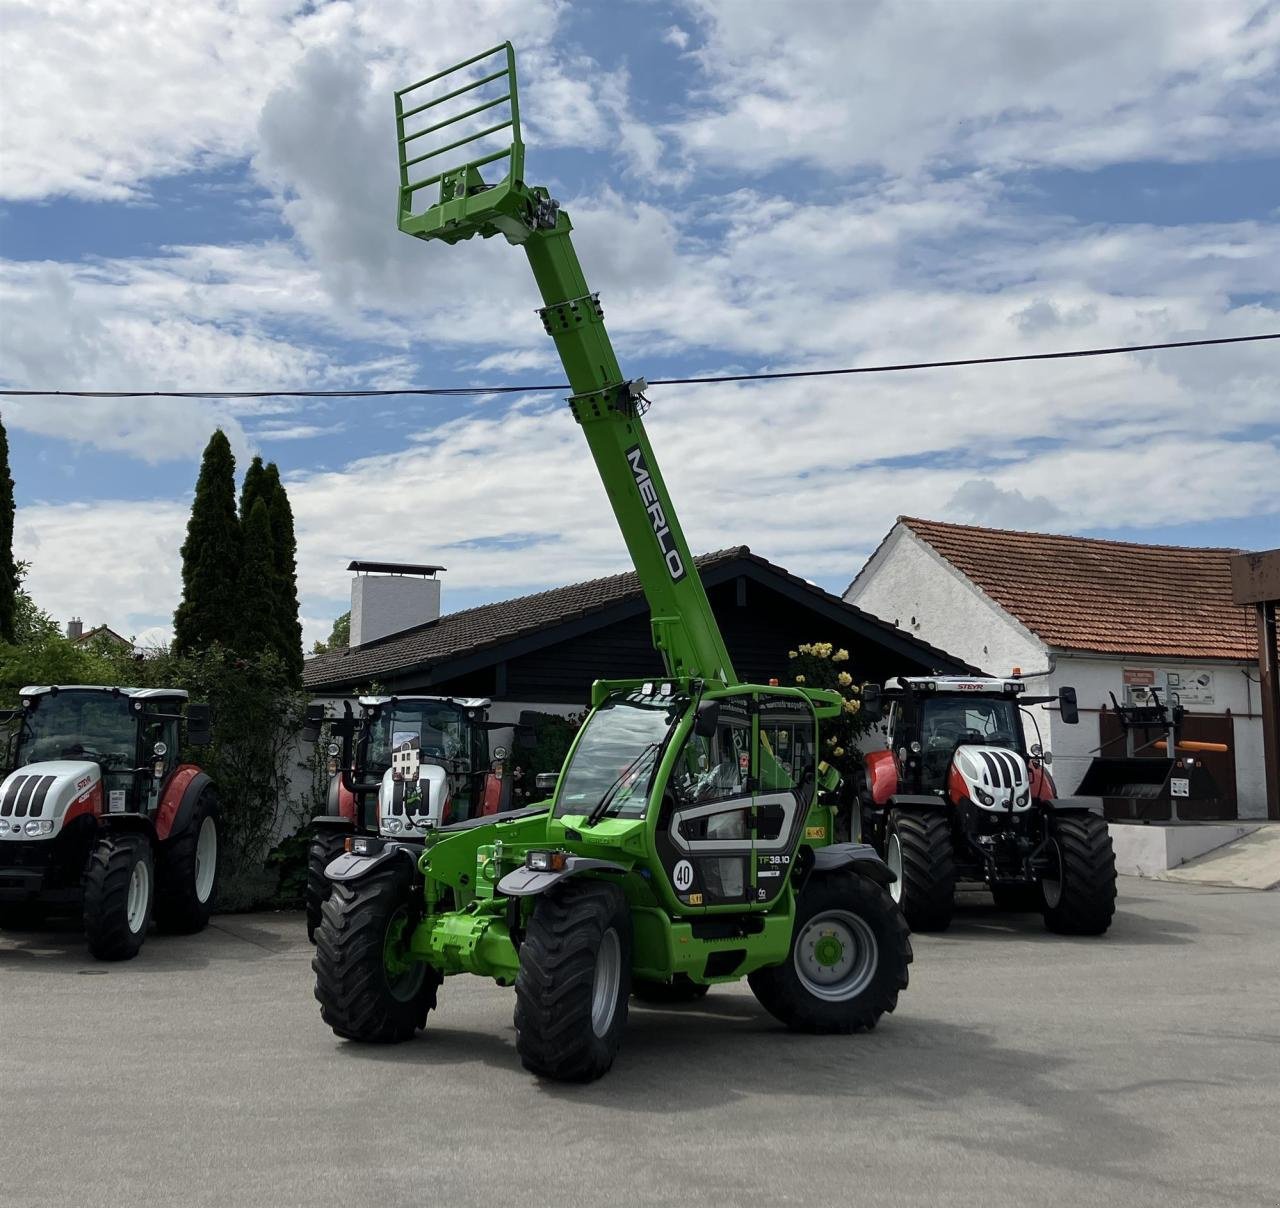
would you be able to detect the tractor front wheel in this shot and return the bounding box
[83,833,154,961]
[312,860,441,1042]
[886,808,955,931]
[1041,813,1117,936]
[306,830,349,943]
[748,871,911,1034]
[632,974,709,1005]
[515,880,631,1082]
[155,792,220,934]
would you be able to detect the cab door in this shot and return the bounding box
[659,693,755,909]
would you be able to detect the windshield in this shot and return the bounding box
[920,696,1022,790]
[365,702,470,774]
[554,697,681,820]
[18,692,137,768]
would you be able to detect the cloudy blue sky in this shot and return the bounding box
[2,0,1278,649]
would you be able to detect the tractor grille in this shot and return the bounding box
[1,774,58,818]
[975,750,1025,790]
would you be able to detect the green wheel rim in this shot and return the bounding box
[382,908,426,1003]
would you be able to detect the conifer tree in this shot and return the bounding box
[173,430,241,654]
[239,455,267,526]
[261,462,304,682]
[237,497,281,656]
[0,417,16,645]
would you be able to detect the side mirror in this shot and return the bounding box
[860,683,882,718]
[1058,686,1079,726]
[186,702,212,746]
[534,772,558,792]
[300,703,325,743]
[693,700,720,738]
[514,724,537,751]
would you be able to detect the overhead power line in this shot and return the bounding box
[1,332,1275,400]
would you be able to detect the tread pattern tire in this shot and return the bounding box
[889,808,955,932]
[632,974,709,1005]
[515,880,631,1082]
[155,792,219,935]
[306,831,349,943]
[748,871,911,1033]
[1042,813,1117,936]
[83,833,153,961]
[312,860,441,1043]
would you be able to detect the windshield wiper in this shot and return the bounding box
[584,742,659,828]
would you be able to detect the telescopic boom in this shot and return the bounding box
[395,43,736,686]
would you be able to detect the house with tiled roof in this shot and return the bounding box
[845,517,1268,820]
[305,547,975,740]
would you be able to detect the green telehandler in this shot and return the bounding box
[311,43,912,1082]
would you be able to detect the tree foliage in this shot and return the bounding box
[786,641,878,797]
[0,417,15,645]
[262,462,303,682]
[312,610,350,654]
[237,498,282,656]
[173,430,241,655]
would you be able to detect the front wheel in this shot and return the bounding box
[305,830,349,943]
[1041,813,1117,936]
[748,872,912,1033]
[515,880,631,1082]
[886,809,955,932]
[312,859,441,1042]
[83,833,154,961]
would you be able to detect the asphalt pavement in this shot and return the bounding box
[2,879,1277,1208]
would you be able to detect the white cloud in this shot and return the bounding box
[673,0,1280,174]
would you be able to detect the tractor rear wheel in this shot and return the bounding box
[1041,813,1117,936]
[748,871,911,1033]
[155,792,220,934]
[886,808,955,931]
[515,880,631,1082]
[312,860,441,1042]
[306,831,348,943]
[632,974,709,1005]
[83,833,153,961]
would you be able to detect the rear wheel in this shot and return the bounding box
[515,880,631,1082]
[312,859,441,1042]
[1041,813,1116,936]
[632,974,709,1005]
[748,872,911,1033]
[886,808,955,931]
[155,792,220,934]
[306,831,349,943]
[83,833,153,961]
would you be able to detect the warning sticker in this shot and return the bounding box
[108,789,126,813]
[1170,778,1190,798]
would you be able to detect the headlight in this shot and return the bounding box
[25,819,54,836]
[975,787,995,806]
[380,817,403,835]
[525,849,568,872]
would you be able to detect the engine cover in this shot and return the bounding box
[951,745,1030,812]
[0,761,101,840]
[378,763,452,836]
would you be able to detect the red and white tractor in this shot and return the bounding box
[857,675,1116,935]
[303,694,518,941]
[0,685,219,959]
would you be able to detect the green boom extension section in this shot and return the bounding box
[310,44,910,1082]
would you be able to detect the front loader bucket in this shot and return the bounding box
[1075,758,1223,823]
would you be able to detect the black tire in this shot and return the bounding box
[154,791,220,934]
[1041,813,1117,936]
[306,831,349,943]
[990,883,1043,912]
[632,974,709,1005]
[83,833,154,961]
[515,880,631,1082]
[748,871,911,1033]
[886,808,955,931]
[312,859,441,1043]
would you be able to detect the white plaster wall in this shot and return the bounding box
[350,575,441,646]
[846,527,1047,679]
[1048,654,1266,818]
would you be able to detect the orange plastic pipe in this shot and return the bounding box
[1153,739,1229,754]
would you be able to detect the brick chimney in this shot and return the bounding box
[348,562,444,647]
[65,617,83,640]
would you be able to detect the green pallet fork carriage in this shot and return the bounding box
[312,43,913,1083]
